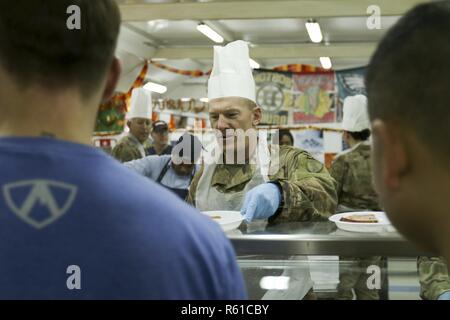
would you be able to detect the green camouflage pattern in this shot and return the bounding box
[330,142,381,211]
[188,145,337,223]
[111,134,152,163]
[418,256,450,300]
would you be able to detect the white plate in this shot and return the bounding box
[329,211,395,233]
[202,211,244,232]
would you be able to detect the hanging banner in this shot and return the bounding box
[336,67,366,121]
[94,93,127,136]
[94,63,149,136]
[254,69,336,125]
[292,72,336,123]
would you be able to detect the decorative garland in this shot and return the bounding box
[149,60,210,77]
[149,60,333,77]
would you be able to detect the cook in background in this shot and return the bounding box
[0,0,247,299]
[187,40,337,300]
[147,120,173,156]
[125,133,202,200]
[272,129,294,147]
[329,95,382,300]
[365,1,450,300]
[111,88,153,162]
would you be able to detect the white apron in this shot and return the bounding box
[195,146,313,300]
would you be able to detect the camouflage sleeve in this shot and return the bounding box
[329,156,347,199]
[269,148,338,223]
[111,143,140,163]
[186,165,204,207]
[418,256,450,300]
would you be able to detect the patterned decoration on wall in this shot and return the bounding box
[94,62,149,136]
[254,69,336,125]
[336,67,366,121]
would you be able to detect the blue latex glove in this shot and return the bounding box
[240,183,281,223]
[438,291,450,300]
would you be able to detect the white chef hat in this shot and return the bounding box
[127,88,153,119]
[342,94,371,132]
[207,40,256,103]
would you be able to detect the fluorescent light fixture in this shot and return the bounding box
[144,82,167,94]
[199,97,209,103]
[260,276,290,290]
[319,57,332,69]
[197,23,224,43]
[305,19,323,43]
[249,58,260,69]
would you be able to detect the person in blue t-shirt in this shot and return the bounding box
[0,0,246,300]
[125,133,202,200]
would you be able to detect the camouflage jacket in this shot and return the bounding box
[111,134,152,163]
[418,256,450,300]
[329,141,381,211]
[187,145,337,224]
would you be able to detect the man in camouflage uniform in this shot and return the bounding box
[329,95,382,300]
[112,88,153,163]
[187,39,337,301]
[187,40,337,224]
[418,257,450,300]
[188,143,337,224]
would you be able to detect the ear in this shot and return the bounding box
[371,119,409,190]
[252,105,262,126]
[101,57,122,103]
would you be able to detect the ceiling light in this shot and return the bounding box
[319,57,332,69]
[144,82,167,94]
[196,23,224,43]
[305,19,323,43]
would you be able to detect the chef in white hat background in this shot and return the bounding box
[329,94,384,300]
[112,87,153,163]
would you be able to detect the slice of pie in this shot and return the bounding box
[340,214,378,223]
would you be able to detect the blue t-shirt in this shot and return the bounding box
[0,137,246,299]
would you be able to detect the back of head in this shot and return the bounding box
[0,0,121,99]
[366,0,450,165]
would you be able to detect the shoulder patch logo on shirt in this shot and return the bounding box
[3,180,77,229]
[306,158,324,173]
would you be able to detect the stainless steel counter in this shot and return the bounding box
[228,221,433,256]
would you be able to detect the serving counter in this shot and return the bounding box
[228,221,431,256]
[227,221,431,300]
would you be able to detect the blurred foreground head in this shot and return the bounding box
[366,1,450,254]
[0,0,121,141]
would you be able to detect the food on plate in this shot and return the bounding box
[211,215,222,220]
[340,214,378,223]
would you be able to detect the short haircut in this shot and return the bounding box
[0,0,121,99]
[348,129,371,142]
[365,1,450,161]
[273,129,294,145]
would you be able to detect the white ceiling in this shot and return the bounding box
[114,0,431,96]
